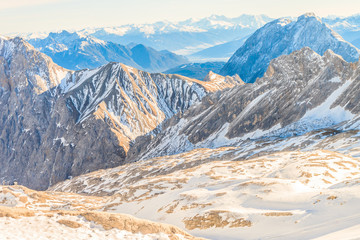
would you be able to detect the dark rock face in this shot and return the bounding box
[128,47,360,162]
[220,13,360,83]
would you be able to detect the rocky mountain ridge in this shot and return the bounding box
[129,47,360,161]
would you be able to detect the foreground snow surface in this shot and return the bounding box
[0,215,177,240]
[50,149,360,240]
[0,186,197,240]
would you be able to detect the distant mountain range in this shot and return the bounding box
[27,30,188,72]
[19,14,273,57]
[221,13,360,82]
[19,13,360,68]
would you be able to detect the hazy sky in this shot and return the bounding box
[1,0,360,34]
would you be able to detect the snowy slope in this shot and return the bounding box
[50,148,360,240]
[221,13,360,83]
[28,30,188,72]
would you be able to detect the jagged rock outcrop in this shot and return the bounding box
[220,13,360,83]
[128,47,360,161]
[0,36,242,190]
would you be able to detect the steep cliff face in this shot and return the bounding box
[220,13,360,83]
[129,47,360,161]
[0,36,242,190]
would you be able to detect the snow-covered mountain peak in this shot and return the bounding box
[221,13,360,82]
[0,36,240,189]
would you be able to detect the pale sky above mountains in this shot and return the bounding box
[1,0,360,34]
